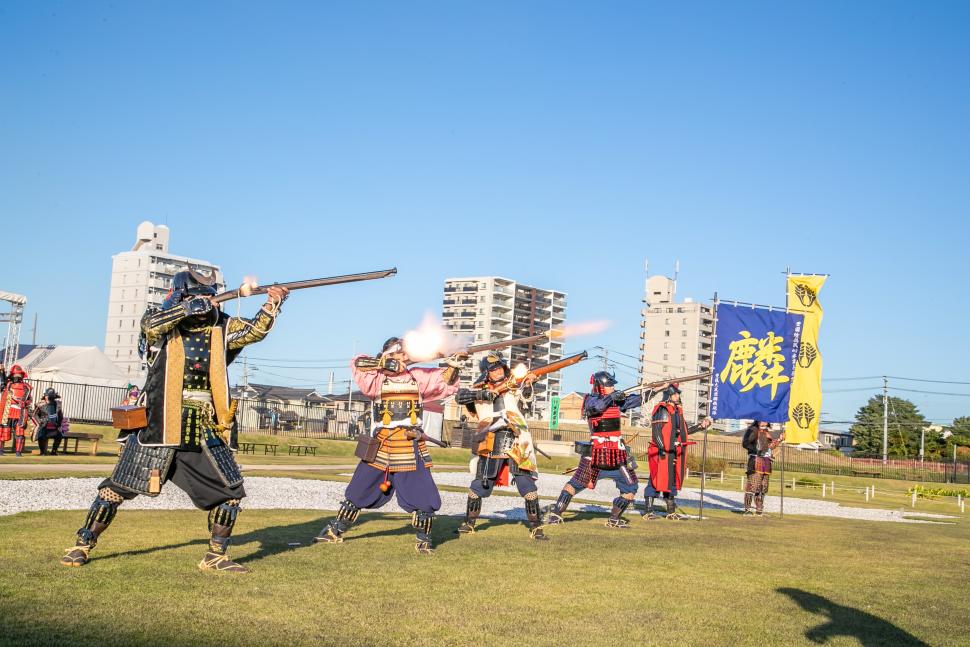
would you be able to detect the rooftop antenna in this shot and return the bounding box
[673,260,680,297]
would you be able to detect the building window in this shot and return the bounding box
[681,354,686,361]
[681,342,686,349]
[118,320,123,328]
[117,335,121,343]
[683,318,688,324]
[663,354,668,361]
[120,304,124,313]
[663,342,669,349]
[132,320,136,328]
[682,330,687,337]
[665,318,669,325]
[664,331,670,337]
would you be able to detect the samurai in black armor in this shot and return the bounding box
[60,270,288,572]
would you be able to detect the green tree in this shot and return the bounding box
[849,396,929,459]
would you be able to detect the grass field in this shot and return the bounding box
[2,428,969,646]
[1,508,965,647]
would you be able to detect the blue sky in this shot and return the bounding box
[2,2,968,426]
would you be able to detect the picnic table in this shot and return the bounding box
[238,442,279,456]
[60,432,103,456]
[287,445,317,457]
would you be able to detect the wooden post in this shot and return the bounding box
[780,442,785,518]
[822,483,826,498]
[911,490,917,508]
[698,428,709,521]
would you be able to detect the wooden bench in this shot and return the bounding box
[288,445,317,457]
[239,442,278,456]
[728,460,747,469]
[61,432,103,456]
[852,470,881,478]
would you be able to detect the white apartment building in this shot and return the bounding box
[638,275,714,423]
[442,276,566,418]
[104,221,223,380]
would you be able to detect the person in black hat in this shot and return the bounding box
[34,388,65,455]
[644,383,711,519]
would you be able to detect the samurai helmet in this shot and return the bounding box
[8,365,26,380]
[44,387,58,400]
[662,382,681,401]
[477,352,509,384]
[162,269,218,309]
[380,337,405,356]
[590,370,617,394]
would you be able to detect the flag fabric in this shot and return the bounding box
[785,275,826,443]
[711,303,803,423]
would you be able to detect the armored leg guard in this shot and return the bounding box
[14,436,25,456]
[665,496,687,520]
[606,496,632,529]
[61,488,124,567]
[743,492,755,514]
[755,493,766,516]
[642,496,658,520]
[544,489,573,525]
[38,438,49,455]
[199,499,248,573]
[412,511,434,555]
[524,492,548,540]
[314,499,361,544]
[458,493,481,535]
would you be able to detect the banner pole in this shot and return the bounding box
[780,439,786,518]
[699,293,718,521]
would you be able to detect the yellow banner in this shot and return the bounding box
[785,275,826,443]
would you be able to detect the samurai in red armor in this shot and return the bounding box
[313,337,463,555]
[0,365,33,456]
[644,384,711,520]
[741,420,784,515]
[545,371,653,529]
[455,352,547,540]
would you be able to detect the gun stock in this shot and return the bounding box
[492,351,589,395]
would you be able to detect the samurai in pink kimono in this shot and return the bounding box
[314,337,463,554]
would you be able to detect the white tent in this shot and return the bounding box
[19,346,130,388]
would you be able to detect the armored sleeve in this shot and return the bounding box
[140,304,191,346]
[226,308,276,351]
[619,391,643,412]
[651,407,669,449]
[441,364,460,386]
[742,429,757,454]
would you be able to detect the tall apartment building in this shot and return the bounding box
[442,276,566,417]
[638,275,714,423]
[104,221,223,380]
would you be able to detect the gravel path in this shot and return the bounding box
[0,473,954,524]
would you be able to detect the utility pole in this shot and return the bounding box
[242,355,249,388]
[31,313,38,345]
[602,348,609,371]
[882,376,889,464]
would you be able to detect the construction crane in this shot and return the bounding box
[0,291,27,367]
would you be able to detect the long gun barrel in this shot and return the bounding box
[622,371,712,395]
[407,330,563,366]
[211,268,397,304]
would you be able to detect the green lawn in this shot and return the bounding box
[0,508,964,646]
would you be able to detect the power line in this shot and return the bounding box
[890,386,970,398]
[887,375,970,386]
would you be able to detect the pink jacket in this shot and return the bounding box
[351,355,459,405]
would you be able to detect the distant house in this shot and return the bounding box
[230,382,367,435]
[818,429,854,454]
